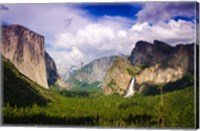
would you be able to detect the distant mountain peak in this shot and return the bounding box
[128,40,173,66]
[135,40,153,49]
[153,40,168,46]
[67,56,117,90]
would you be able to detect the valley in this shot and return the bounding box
[2,51,196,128]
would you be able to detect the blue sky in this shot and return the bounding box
[1,2,198,70]
[76,3,143,20]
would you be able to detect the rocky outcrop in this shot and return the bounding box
[55,77,68,89]
[45,51,68,89]
[103,40,194,95]
[1,25,49,88]
[103,57,142,95]
[136,43,194,88]
[128,40,174,67]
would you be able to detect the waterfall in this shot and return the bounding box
[124,77,135,98]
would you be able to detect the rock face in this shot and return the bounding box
[128,40,174,67]
[136,44,194,87]
[1,25,49,88]
[76,56,116,83]
[103,56,142,95]
[44,51,68,89]
[68,56,116,88]
[103,40,194,95]
[45,51,59,85]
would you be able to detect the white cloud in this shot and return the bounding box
[77,24,115,46]
[64,46,84,65]
[50,19,195,67]
[117,30,127,38]
[50,23,133,65]
[129,19,195,45]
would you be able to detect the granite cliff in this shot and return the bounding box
[1,24,68,89]
[1,25,49,88]
[45,51,68,89]
[135,43,194,93]
[128,40,174,67]
[103,40,194,95]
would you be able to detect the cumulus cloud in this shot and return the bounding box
[64,46,84,65]
[129,19,195,45]
[54,24,115,49]
[50,19,195,66]
[136,2,196,23]
[50,23,133,65]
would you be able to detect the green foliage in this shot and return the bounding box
[108,79,117,87]
[3,86,195,128]
[127,68,135,76]
[68,78,102,92]
[50,84,63,92]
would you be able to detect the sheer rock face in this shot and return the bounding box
[1,25,49,88]
[135,44,194,87]
[44,51,59,86]
[128,40,174,67]
[128,40,194,88]
[45,51,68,89]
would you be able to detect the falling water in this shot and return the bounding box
[124,77,135,98]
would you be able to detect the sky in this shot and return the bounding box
[1,2,198,68]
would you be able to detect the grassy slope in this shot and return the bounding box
[2,56,196,128]
[3,56,65,107]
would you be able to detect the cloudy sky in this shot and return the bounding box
[1,2,198,67]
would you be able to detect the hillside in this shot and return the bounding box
[3,56,63,107]
[67,56,117,91]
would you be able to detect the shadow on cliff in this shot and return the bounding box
[137,72,194,96]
